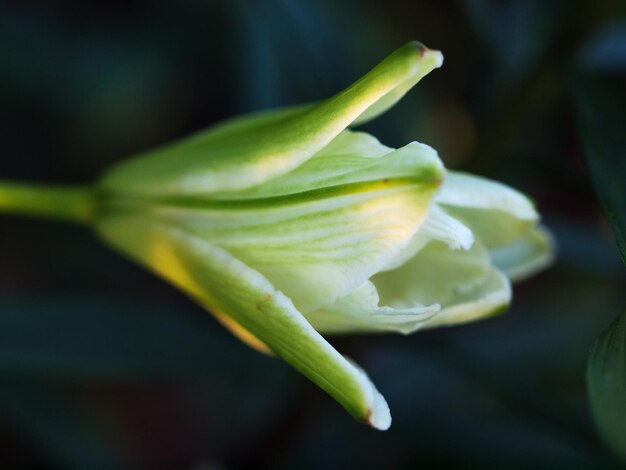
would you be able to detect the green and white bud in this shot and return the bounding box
[0,42,553,429]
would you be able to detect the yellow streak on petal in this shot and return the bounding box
[147,237,274,355]
[148,237,201,294]
[212,310,274,356]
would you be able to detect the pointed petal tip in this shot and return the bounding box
[421,47,444,69]
[364,389,392,431]
[407,41,444,69]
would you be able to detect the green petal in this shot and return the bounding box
[490,224,555,282]
[587,309,626,460]
[101,142,444,313]
[351,43,443,125]
[98,42,443,197]
[371,240,511,329]
[221,130,444,201]
[219,130,394,199]
[95,216,392,430]
[436,172,538,248]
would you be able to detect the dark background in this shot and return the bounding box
[1,0,626,468]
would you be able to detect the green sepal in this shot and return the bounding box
[98,42,443,198]
[96,216,392,429]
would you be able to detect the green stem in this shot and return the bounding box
[0,180,93,225]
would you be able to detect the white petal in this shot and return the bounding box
[382,204,474,272]
[436,172,538,248]
[372,239,511,329]
[420,269,511,329]
[437,172,537,219]
[306,281,439,335]
[490,224,555,282]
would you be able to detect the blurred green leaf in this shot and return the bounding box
[573,74,626,265]
[587,308,626,460]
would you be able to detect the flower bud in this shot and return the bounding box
[92,42,552,429]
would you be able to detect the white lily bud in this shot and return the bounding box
[91,42,552,429]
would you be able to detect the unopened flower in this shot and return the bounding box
[45,42,554,429]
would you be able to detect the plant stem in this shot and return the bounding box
[0,180,93,225]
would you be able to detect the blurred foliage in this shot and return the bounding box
[587,309,626,461]
[572,12,626,463]
[573,51,626,265]
[1,0,626,467]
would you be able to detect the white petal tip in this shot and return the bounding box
[428,50,444,69]
[365,390,392,431]
[417,46,444,69]
[456,229,475,250]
